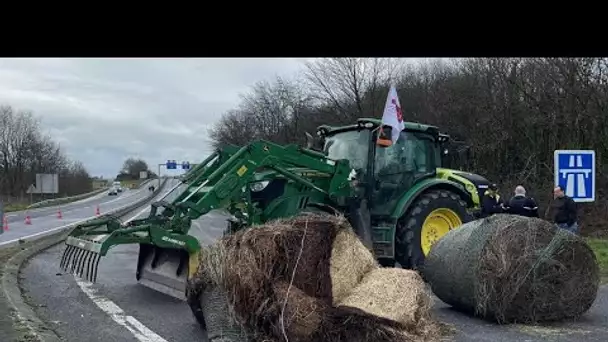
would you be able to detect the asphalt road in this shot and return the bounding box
[20,202,608,342]
[0,184,155,247]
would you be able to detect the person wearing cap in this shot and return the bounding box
[480,183,506,218]
[506,185,539,217]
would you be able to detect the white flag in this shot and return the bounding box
[380,84,405,144]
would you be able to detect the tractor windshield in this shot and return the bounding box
[323,130,370,174]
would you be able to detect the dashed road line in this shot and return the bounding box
[75,280,168,342]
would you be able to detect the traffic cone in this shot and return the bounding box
[95,205,100,216]
[57,209,63,219]
[25,214,32,225]
[2,214,7,231]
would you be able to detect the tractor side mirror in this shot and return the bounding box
[376,125,393,148]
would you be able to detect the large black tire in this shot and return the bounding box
[395,189,471,271]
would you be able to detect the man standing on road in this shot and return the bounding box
[548,185,579,234]
[506,185,539,218]
[480,183,506,218]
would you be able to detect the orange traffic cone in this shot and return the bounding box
[57,209,63,219]
[2,214,7,231]
[95,205,101,216]
[25,215,32,225]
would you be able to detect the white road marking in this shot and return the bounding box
[76,280,168,342]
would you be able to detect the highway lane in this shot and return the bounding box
[20,199,608,342]
[0,186,155,247]
[2,180,152,226]
[20,177,220,342]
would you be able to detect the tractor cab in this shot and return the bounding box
[316,118,443,216]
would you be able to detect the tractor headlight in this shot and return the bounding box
[250,180,270,192]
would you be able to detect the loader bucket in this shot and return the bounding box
[136,244,190,300]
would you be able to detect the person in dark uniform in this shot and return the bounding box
[480,183,506,218]
[506,185,539,217]
[548,185,578,234]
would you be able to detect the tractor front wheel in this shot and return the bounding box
[395,189,470,270]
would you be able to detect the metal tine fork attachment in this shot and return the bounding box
[60,245,102,283]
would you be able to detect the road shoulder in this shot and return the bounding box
[0,179,167,342]
[0,234,67,342]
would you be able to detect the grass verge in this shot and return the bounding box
[3,188,107,213]
[586,238,608,284]
[4,204,29,212]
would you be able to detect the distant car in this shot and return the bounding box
[108,188,118,196]
[112,181,123,192]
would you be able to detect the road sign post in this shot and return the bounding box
[554,150,595,203]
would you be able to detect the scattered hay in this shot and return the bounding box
[338,268,435,334]
[422,214,600,324]
[188,212,442,342]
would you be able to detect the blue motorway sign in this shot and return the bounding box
[554,150,595,202]
[181,161,190,170]
[166,160,177,169]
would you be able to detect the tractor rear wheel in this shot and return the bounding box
[395,189,470,270]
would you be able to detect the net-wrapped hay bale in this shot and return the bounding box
[422,214,600,324]
[189,212,444,342]
[200,284,249,342]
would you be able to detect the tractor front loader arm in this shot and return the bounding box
[60,139,354,287]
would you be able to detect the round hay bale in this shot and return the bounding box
[422,214,601,324]
[329,227,379,304]
[200,284,249,342]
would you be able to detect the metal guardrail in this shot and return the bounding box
[26,178,156,210]
[27,187,110,209]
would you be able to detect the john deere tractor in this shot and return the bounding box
[59,117,490,316]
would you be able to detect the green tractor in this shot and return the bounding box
[59,117,490,318]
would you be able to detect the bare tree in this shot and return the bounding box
[0,104,93,203]
[303,58,403,121]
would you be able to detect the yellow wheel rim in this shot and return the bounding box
[421,208,463,256]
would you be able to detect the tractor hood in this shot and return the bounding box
[436,168,491,205]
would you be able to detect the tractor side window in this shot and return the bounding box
[374,131,435,177]
[324,130,370,175]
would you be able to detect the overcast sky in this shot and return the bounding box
[0,58,314,178]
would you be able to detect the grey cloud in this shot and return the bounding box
[0,58,309,178]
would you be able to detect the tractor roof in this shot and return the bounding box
[317,117,442,138]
